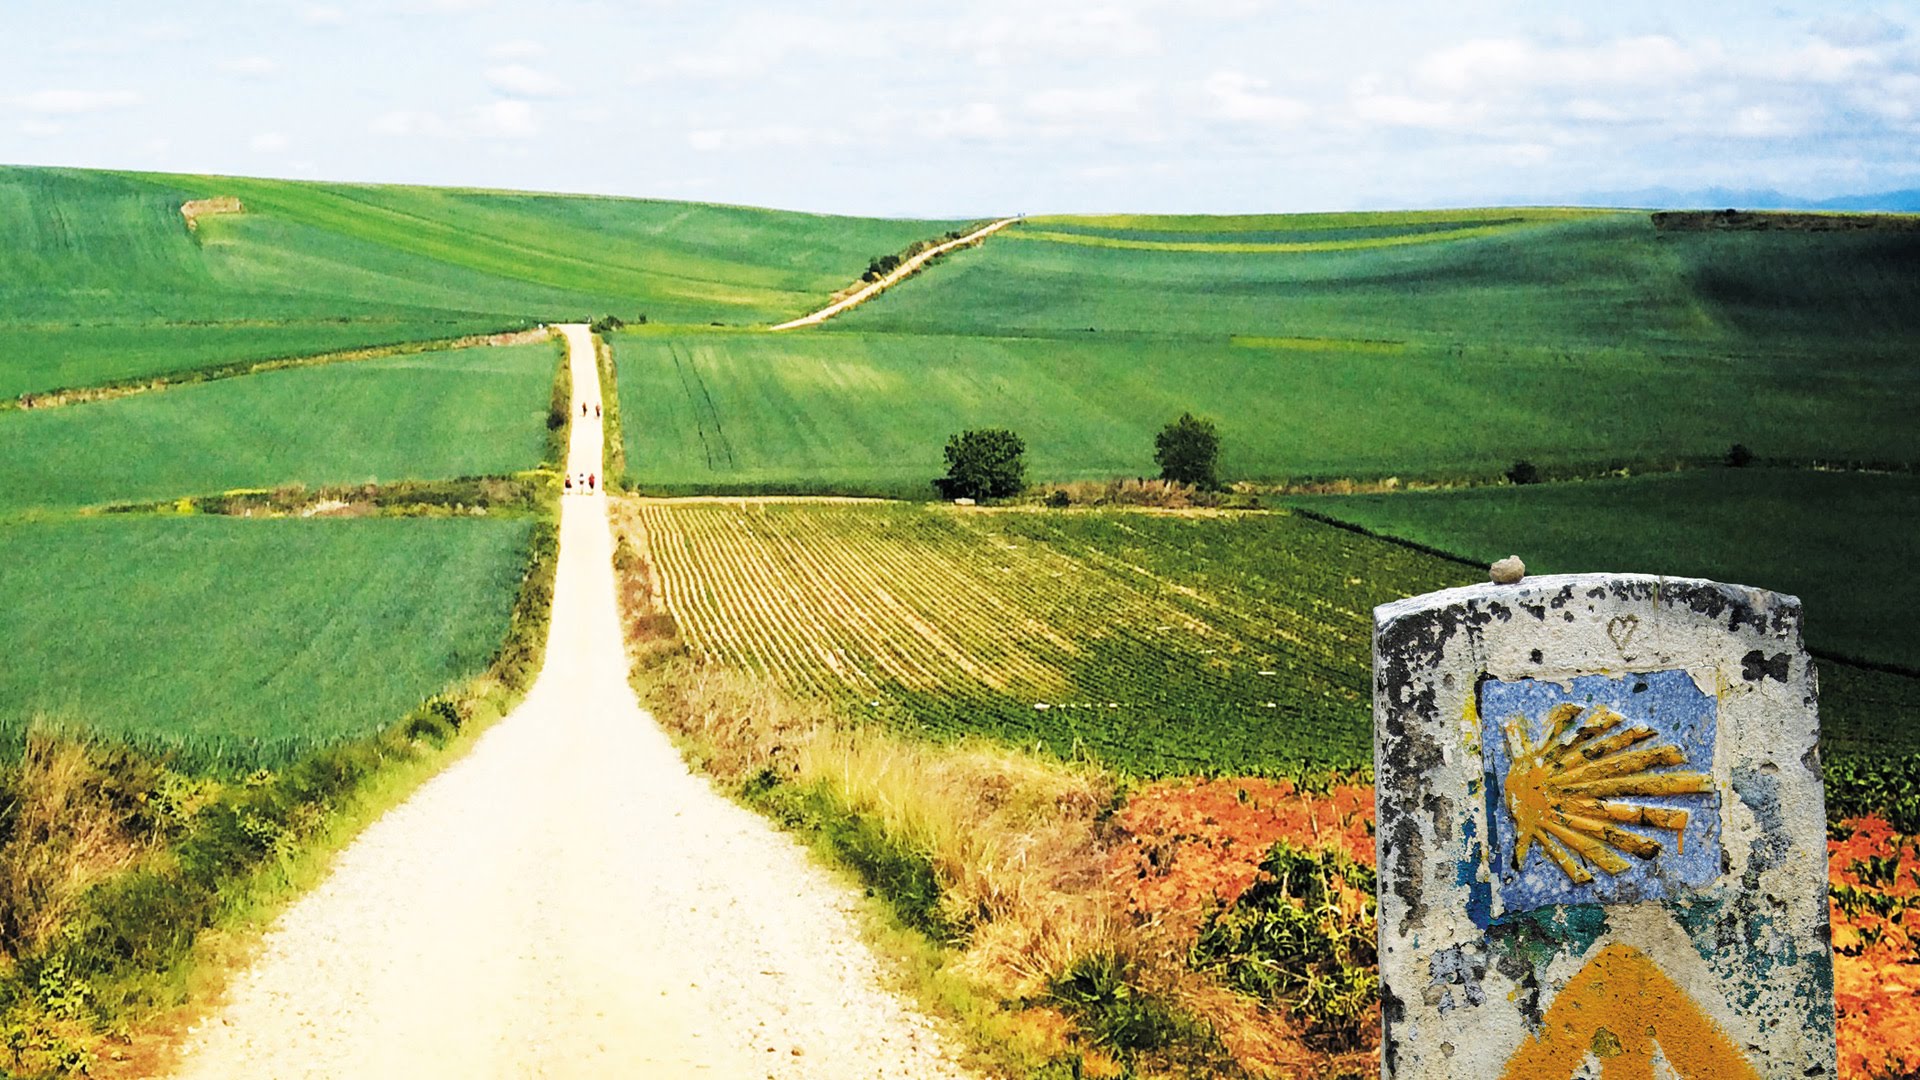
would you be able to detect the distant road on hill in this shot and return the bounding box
[770,216,1018,330]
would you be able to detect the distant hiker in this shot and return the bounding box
[594,403,601,418]
[582,402,588,417]
[588,473,597,492]
[564,474,573,493]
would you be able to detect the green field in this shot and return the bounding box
[610,329,1916,493]
[0,320,516,402]
[0,516,533,767]
[0,165,963,395]
[632,500,1470,774]
[629,499,1918,775]
[1301,470,1920,670]
[835,211,1920,354]
[0,340,560,512]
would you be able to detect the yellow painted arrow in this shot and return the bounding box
[1502,945,1761,1080]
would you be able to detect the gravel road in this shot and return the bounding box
[166,325,974,1079]
[767,218,1017,331]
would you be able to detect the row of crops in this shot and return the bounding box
[630,500,1472,776]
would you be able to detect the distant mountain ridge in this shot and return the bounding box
[1573,185,1920,212]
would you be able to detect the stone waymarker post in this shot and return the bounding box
[1373,574,1835,1079]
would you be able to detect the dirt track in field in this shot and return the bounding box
[769,218,1017,330]
[165,325,974,1079]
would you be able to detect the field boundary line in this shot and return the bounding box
[1011,220,1534,254]
[769,217,1018,331]
[7,325,550,412]
[1295,504,1920,679]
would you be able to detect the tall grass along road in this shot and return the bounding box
[769,217,1018,330]
[167,326,970,1079]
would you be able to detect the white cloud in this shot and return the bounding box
[925,102,1010,140]
[1415,35,1709,95]
[20,119,63,137]
[1350,92,1482,131]
[959,5,1161,66]
[470,99,537,138]
[250,132,291,153]
[1204,72,1310,126]
[687,125,830,152]
[138,22,194,44]
[1859,73,1920,126]
[1026,85,1151,121]
[485,64,566,97]
[11,90,141,115]
[219,56,279,77]
[373,100,539,140]
[302,6,345,26]
[487,39,546,60]
[370,110,451,137]
[636,13,874,81]
[1763,41,1882,84]
[1726,105,1804,139]
[1813,13,1907,48]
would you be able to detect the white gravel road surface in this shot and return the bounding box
[166,325,974,1080]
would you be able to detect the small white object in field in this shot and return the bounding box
[953,497,976,506]
[1490,555,1526,584]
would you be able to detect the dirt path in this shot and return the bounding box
[769,218,1018,331]
[166,325,974,1079]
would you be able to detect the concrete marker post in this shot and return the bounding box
[1373,573,1835,1078]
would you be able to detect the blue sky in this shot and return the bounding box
[4,1,1917,216]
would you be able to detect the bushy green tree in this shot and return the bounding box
[1154,413,1221,489]
[935,429,1025,500]
[1505,459,1540,485]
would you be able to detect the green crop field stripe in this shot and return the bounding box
[612,330,1917,495]
[1300,469,1920,673]
[1231,335,1406,354]
[632,502,1479,775]
[0,516,532,767]
[1008,220,1542,253]
[0,341,556,512]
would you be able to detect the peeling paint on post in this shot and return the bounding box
[1373,574,1835,1079]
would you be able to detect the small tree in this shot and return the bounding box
[1506,460,1540,485]
[936,429,1026,500]
[1155,413,1222,490]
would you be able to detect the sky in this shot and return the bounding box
[3,1,1918,217]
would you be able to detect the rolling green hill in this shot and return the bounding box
[609,208,1917,493]
[833,210,1920,354]
[0,165,961,396]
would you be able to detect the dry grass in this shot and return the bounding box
[799,728,1118,997]
[0,733,155,961]
[1042,478,1226,509]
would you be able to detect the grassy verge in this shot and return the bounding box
[0,474,561,1078]
[607,500,1368,1079]
[545,330,571,469]
[594,331,626,487]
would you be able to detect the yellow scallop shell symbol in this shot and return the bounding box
[1502,702,1714,884]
